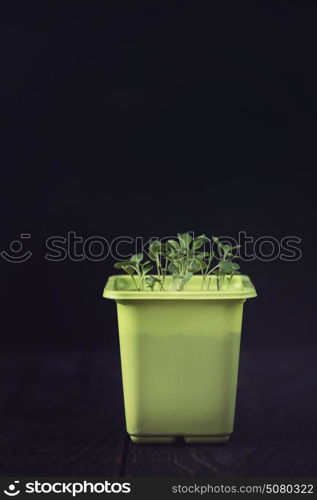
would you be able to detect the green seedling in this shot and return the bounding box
[148,239,168,290]
[145,276,161,291]
[114,233,242,291]
[206,237,241,290]
[114,253,153,290]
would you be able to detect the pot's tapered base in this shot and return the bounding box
[130,436,176,444]
[130,435,230,444]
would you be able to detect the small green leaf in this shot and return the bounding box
[145,276,161,289]
[130,253,143,263]
[168,262,179,274]
[187,260,201,273]
[124,265,136,276]
[166,250,178,260]
[182,272,193,283]
[222,244,232,253]
[192,240,203,250]
[114,261,132,269]
[193,235,210,250]
[143,265,153,274]
[177,233,192,249]
[167,240,179,250]
[114,262,137,276]
[195,252,211,260]
[195,234,210,242]
[114,262,124,269]
[148,240,161,259]
[218,261,238,273]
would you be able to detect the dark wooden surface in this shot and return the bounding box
[1,345,316,477]
[0,350,126,477]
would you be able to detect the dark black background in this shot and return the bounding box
[0,1,316,477]
[1,1,315,351]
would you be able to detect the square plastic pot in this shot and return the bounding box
[103,274,256,444]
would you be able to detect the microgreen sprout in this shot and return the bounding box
[145,276,161,291]
[113,233,242,291]
[114,253,153,290]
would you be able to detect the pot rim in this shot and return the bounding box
[103,274,257,300]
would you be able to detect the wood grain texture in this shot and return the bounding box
[1,346,316,477]
[125,346,317,476]
[0,350,126,476]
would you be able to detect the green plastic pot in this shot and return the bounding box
[103,274,256,444]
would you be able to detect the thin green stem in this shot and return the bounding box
[160,260,168,291]
[131,275,138,290]
[206,263,219,276]
[156,257,161,282]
